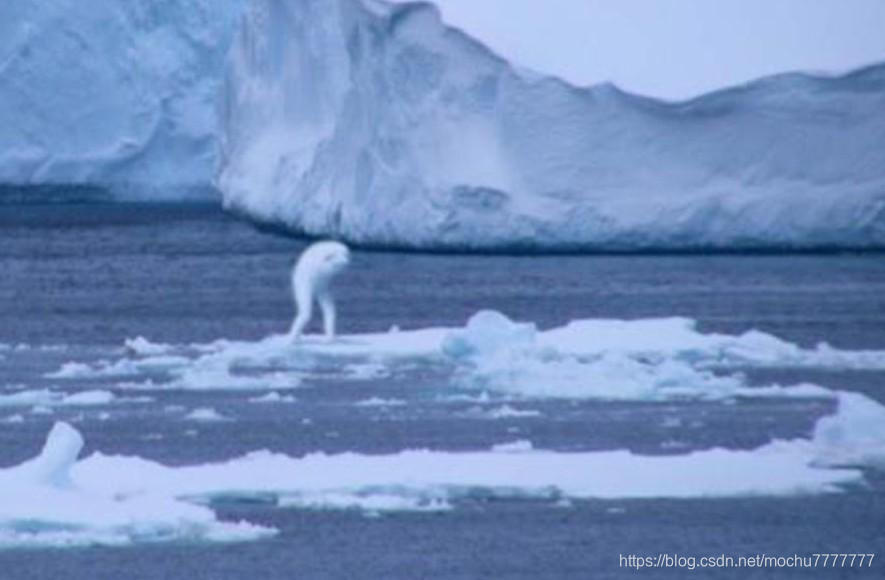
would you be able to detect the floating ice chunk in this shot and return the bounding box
[46,357,190,379]
[58,390,115,406]
[44,362,95,379]
[491,440,535,453]
[43,310,885,401]
[185,408,230,422]
[734,383,836,399]
[124,336,173,356]
[441,311,885,400]
[69,441,859,507]
[249,392,297,404]
[277,493,450,513]
[12,422,82,488]
[0,389,117,408]
[441,310,537,360]
[812,391,885,469]
[355,397,407,407]
[540,317,885,370]
[0,423,274,548]
[445,312,744,400]
[170,366,302,392]
[342,362,391,380]
[465,405,542,419]
[487,405,542,419]
[0,390,62,407]
[440,391,494,403]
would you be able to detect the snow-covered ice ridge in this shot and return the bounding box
[0,1,241,199]
[0,389,883,548]
[219,0,885,251]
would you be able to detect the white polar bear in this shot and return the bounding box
[288,240,351,342]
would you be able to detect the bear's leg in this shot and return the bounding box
[289,283,314,341]
[318,290,336,341]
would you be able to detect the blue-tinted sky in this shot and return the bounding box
[399,0,885,100]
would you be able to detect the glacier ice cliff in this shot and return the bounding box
[218,0,885,251]
[0,0,241,199]
[2,0,884,249]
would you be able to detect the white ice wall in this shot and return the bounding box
[0,0,241,199]
[218,0,885,251]
[2,0,884,250]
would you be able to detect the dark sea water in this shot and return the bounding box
[0,203,883,579]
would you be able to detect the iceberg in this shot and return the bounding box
[4,0,883,248]
[219,0,885,251]
[0,0,241,199]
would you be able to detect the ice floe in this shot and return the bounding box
[42,310,885,401]
[184,408,230,422]
[0,389,117,408]
[1,386,883,548]
[811,391,885,469]
[463,405,543,420]
[248,392,297,404]
[354,397,407,407]
[0,423,273,548]
[443,311,885,400]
